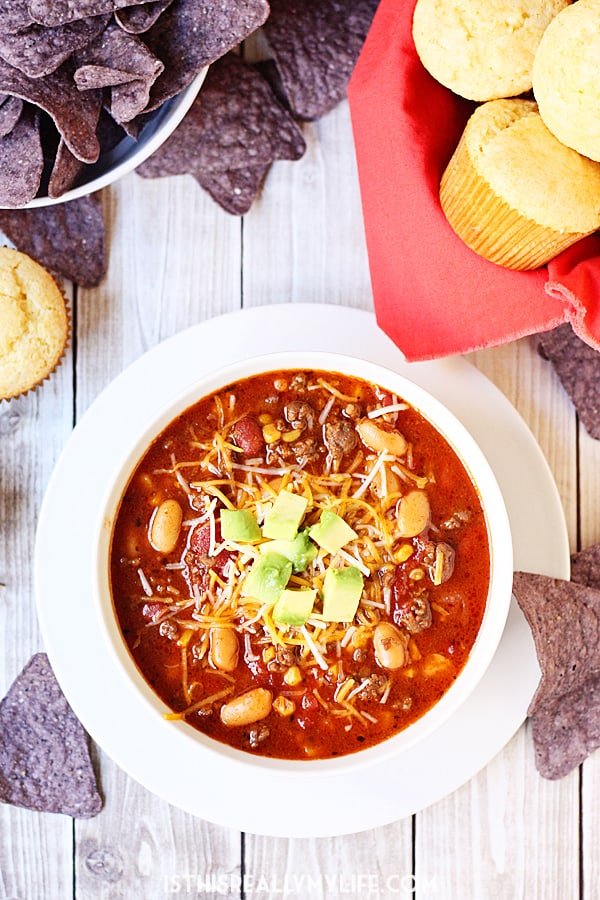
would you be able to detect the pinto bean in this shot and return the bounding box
[231,416,265,456]
[396,490,430,537]
[373,623,409,670]
[357,419,407,457]
[149,499,182,553]
[220,688,273,727]
[209,627,239,672]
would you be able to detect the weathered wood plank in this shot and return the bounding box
[242,103,372,310]
[0,290,75,900]
[73,175,243,900]
[414,338,579,900]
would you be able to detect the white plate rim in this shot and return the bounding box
[34,303,569,837]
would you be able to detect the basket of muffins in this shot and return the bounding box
[413,0,600,271]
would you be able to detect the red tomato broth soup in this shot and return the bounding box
[110,369,490,760]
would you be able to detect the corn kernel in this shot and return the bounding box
[394,544,413,564]
[350,628,369,650]
[282,429,302,443]
[409,568,425,581]
[262,646,276,663]
[177,629,194,648]
[408,639,421,662]
[273,696,296,717]
[283,665,303,686]
[258,413,273,425]
[262,424,281,444]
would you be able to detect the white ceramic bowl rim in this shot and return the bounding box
[7,68,207,210]
[94,351,513,776]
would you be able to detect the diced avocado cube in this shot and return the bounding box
[322,565,363,623]
[273,588,317,626]
[241,552,292,604]
[220,509,261,543]
[309,510,357,555]
[259,529,317,573]
[262,490,308,542]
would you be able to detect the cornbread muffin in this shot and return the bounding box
[440,99,600,270]
[412,0,571,102]
[533,0,600,162]
[0,247,68,400]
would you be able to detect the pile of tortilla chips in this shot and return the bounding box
[0,0,271,206]
[0,0,379,285]
[514,545,600,779]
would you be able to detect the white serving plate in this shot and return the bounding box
[35,304,569,837]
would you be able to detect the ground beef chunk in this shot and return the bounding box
[158,621,179,640]
[416,539,455,584]
[357,674,388,701]
[248,725,270,749]
[342,402,362,420]
[276,644,298,666]
[284,400,315,431]
[289,373,307,391]
[441,510,471,530]
[275,436,321,467]
[393,593,432,634]
[323,419,357,468]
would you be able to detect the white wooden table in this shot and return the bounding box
[0,93,595,900]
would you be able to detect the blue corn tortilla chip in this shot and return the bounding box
[0,654,102,818]
[115,0,173,33]
[47,139,84,198]
[47,91,102,198]
[0,194,106,285]
[571,543,600,590]
[137,52,305,214]
[0,61,100,162]
[0,0,33,34]
[0,107,43,206]
[513,566,600,778]
[28,0,148,27]
[529,679,600,781]
[0,15,109,79]
[74,22,163,122]
[538,324,600,440]
[0,93,21,136]
[143,0,270,111]
[263,0,379,120]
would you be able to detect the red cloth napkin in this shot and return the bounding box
[348,0,600,361]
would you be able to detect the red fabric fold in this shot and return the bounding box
[348,0,600,361]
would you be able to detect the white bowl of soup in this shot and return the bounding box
[95,352,512,771]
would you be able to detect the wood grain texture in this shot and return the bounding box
[414,338,579,900]
[73,177,243,900]
[242,104,372,310]
[0,290,75,900]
